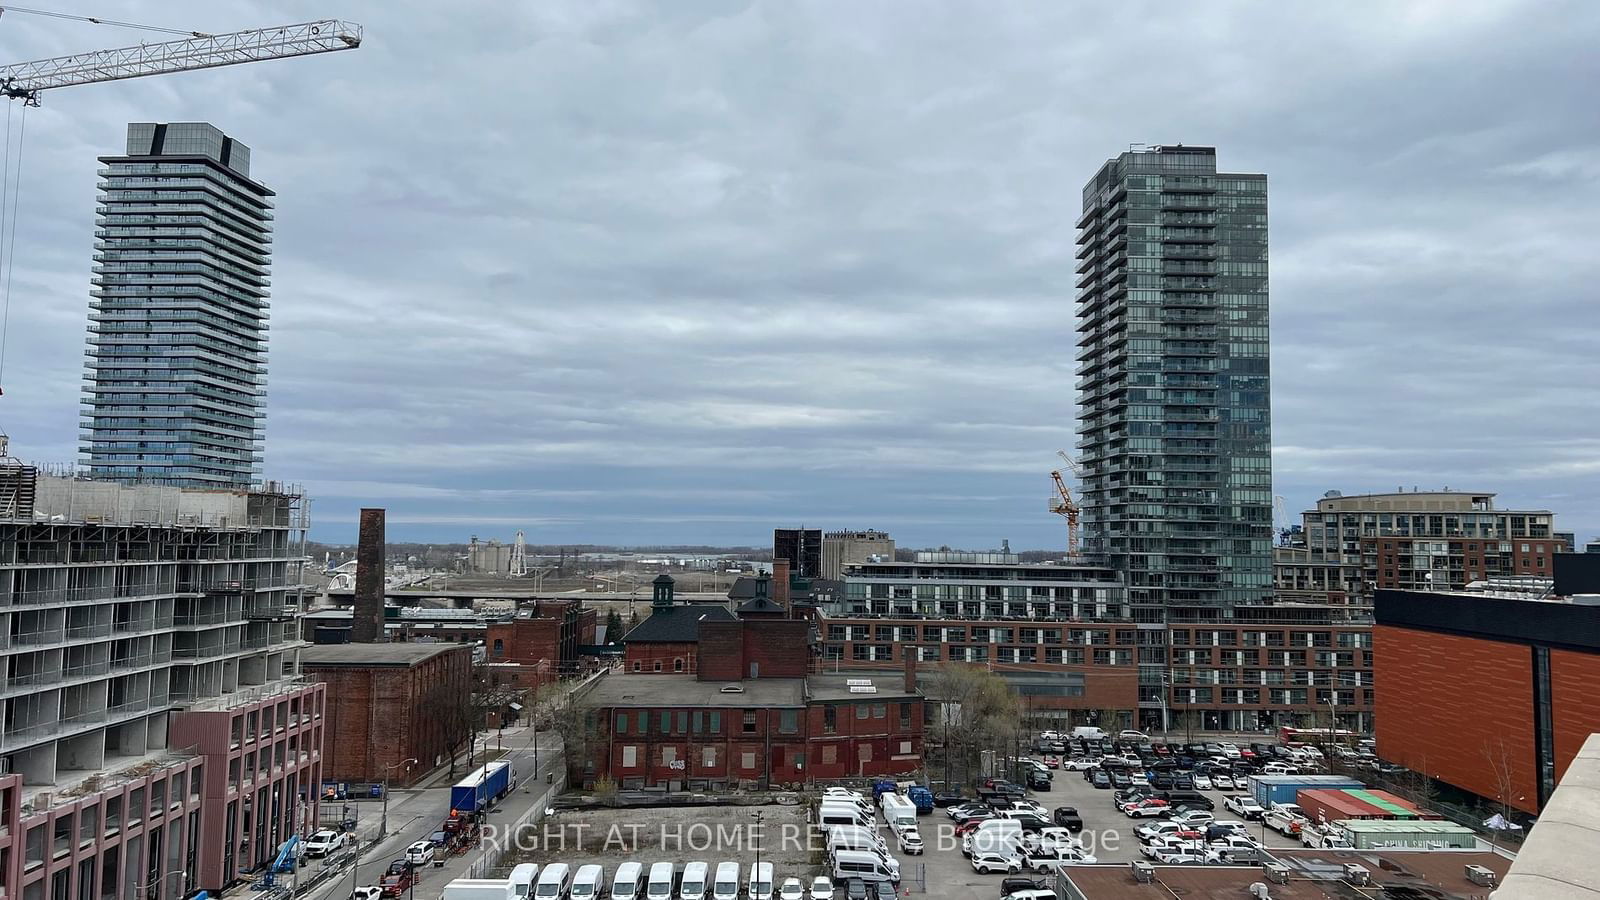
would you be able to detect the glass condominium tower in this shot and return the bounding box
[1075,145,1272,621]
[83,123,272,486]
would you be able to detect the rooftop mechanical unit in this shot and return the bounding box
[1342,863,1370,885]
[1262,863,1289,884]
[1130,861,1154,883]
[1464,864,1496,886]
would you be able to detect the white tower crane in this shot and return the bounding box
[0,18,363,105]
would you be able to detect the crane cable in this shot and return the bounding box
[0,5,210,38]
[0,100,21,401]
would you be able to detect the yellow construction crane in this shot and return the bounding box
[1049,450,1085,556]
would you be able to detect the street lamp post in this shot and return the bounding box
[380,758,419,839]
[132,870,188,900]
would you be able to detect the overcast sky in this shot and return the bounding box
[2,1,1597,548]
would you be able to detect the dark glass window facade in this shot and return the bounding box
[83,123,273,486]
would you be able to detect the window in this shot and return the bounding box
[492,639,504,657]
[105,796,122,835]
[709,711,721,733]
[25,825,44,868]
[653,661,662,673]
[614,713,628,734]
[778,710,798,734]
[822,745,838,765]
[632,661,641,672]
[899,702,912,728]
[79,805,98,845]
[743,711,757,734]
[659,711,671,734]
[858,744,872,763]
[702,747,717,768]
[675,711,688,734]
[128,788,144,827]
[856,704,869,719]
[673,658,684,672]
[661,747,678,765]
[823,706,837,733]
[621,746,637,768]
[740,752,756,770]
[691,711,703,733]
[872,704,886,719]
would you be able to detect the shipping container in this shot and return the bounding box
[1298,788,1427,823]
[1336,819,1477,850]
[1249,774,1364,808]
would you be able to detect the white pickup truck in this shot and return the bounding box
[1264,803,1309,837]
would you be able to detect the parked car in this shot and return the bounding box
[305,830,351,858]
[1052,807,1083,832]
[1134,820,1204,843]
[1121,798,1170,818]
[971,852,1022,875]
[1150,846,1208,865]
[841,880,869,900]
[404,841,434,867]
[1165,791,1215,811]
[1089,770,1111,789]
[896,829,924,855]
[934,791,967,808]
[999,877,1045,898]
[868,882,896,900]
[1119,730,1150,741]
[379,865,414,898]
[1171,774,1194,791]
[1149,773,1174,791]
[350,888,383,900]
[953,811,995,828]
[1189,773,1213,790]
[1108,771,1131,789]
[1062,757,1099,771]
[811,877,835,900]
[1168,810,1216,829]
[1211,774,1235,790]
[778,879,805,900]
[1223,795,1266,820]
[948,802,991,820]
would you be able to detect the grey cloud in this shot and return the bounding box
[2,0,1597,546]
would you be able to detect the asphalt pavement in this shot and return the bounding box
[297,728,565,900]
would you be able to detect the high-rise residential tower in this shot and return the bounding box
[1075,145,1272,621]
[83,123,272,486]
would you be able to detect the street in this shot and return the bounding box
[297,728,566,900]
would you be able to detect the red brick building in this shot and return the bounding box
[621,575,737,674]
[587,587,923,787]
[485,600,598,684]
[300,643,473,787]
[1375,584,1600,814]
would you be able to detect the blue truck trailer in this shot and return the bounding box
[450,760,514,818]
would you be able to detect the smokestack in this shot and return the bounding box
[904,646,918,693]
[352,508,386,643]
[773,558,791,616]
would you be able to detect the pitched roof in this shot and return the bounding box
[726,576,764,600]
[735,595,786,615]
[621,604,736,643]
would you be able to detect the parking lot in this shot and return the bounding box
[486,756,1314,899]
[902,764,1308,899]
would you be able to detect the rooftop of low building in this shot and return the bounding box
[301,641,467,667]
[581,674,806,708]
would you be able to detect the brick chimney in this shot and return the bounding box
[773,558,792,615]
[904,646,918,693]
[351,508,386,643]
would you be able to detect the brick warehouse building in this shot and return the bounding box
[301,643,473,788]
[585,597,923,788]
[818,552,1373,733]
[1374,573,1600,815]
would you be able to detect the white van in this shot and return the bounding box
[817,803,873,829]
[571,866,604,900]
[535,864,572,900]
[831,850,899,884]
[825,825,888,855]
[646,863,675,900]
[823,792,875,816]
[880,795,916,830]
[711,863,740,900]
[510,865,541,900]
[746,862,774,900]
[1070,726,1106,740]
[968,819,1022,856]
[612,863,643,900]
[678,862,708,900]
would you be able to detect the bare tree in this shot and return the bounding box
[922,664,1021,791]
[548,691,599,782]
[1482,737,1522,845]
